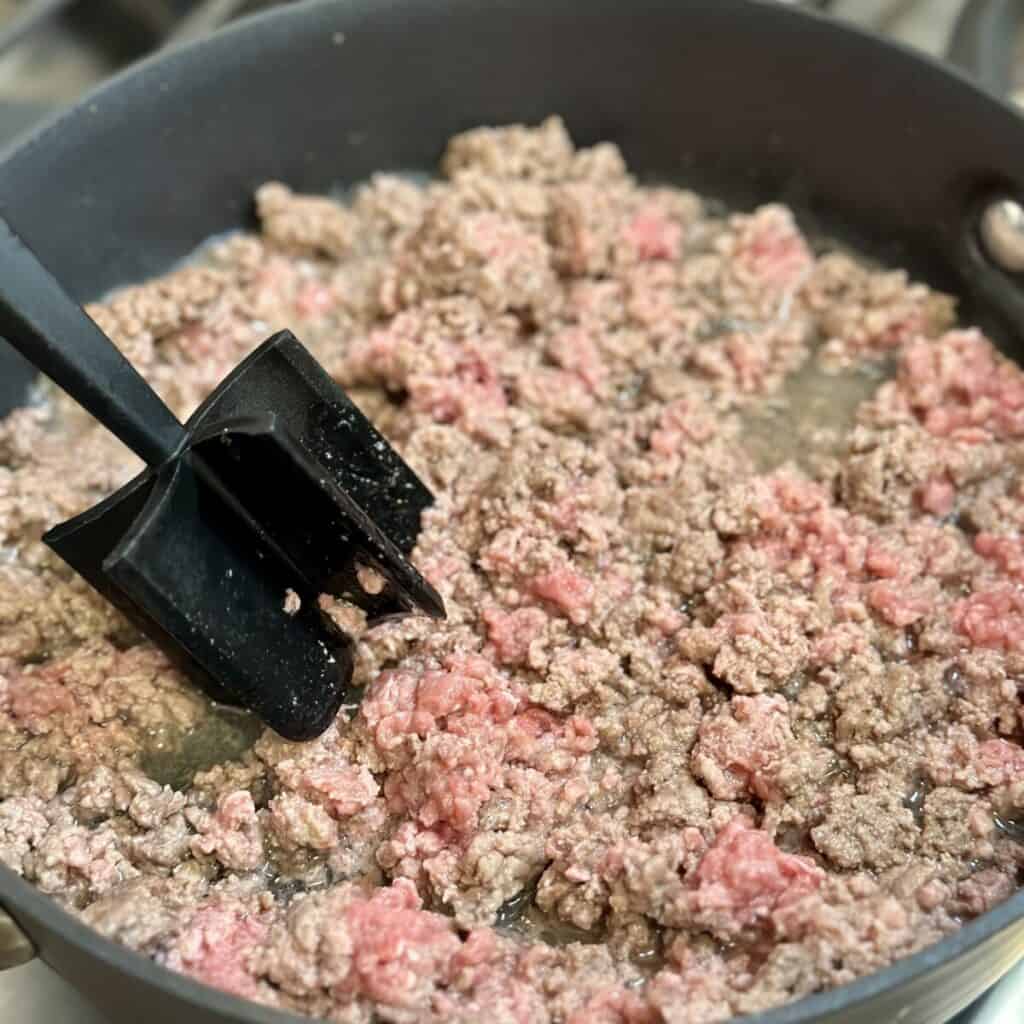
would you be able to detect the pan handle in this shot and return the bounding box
[946,0,1024,342]
[947,0,1020,99]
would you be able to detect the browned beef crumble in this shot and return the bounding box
[1,117,1022,1024]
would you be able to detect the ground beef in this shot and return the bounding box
[0,117,1021,1023]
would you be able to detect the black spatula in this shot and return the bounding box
[0,215,445,741]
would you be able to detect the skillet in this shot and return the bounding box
[0,1,1023,1021]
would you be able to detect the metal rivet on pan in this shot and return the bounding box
[979,198,1024,274]
[0,906,35,970]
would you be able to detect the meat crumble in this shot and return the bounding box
[1,117,1022,1023]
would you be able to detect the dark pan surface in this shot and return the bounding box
[0,1,1023,1021]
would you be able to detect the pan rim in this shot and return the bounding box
[5,853,1024,1024]
[0,1,1022,1022]
[4,0,1024,190]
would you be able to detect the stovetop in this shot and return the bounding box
[0,1,1021,1021]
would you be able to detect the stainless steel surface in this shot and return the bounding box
[0,0,76,57]
[976,959,1024,1021]
[0,960,106,1023]
[0,0,1021,1021]
[0,0,114,109]
[0,906,35,970]
[163,0,253,46]
[980,197,1024,273]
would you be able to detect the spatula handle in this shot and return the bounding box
[0,215,184,466]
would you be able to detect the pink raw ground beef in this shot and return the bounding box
[0,117,1021,1023]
